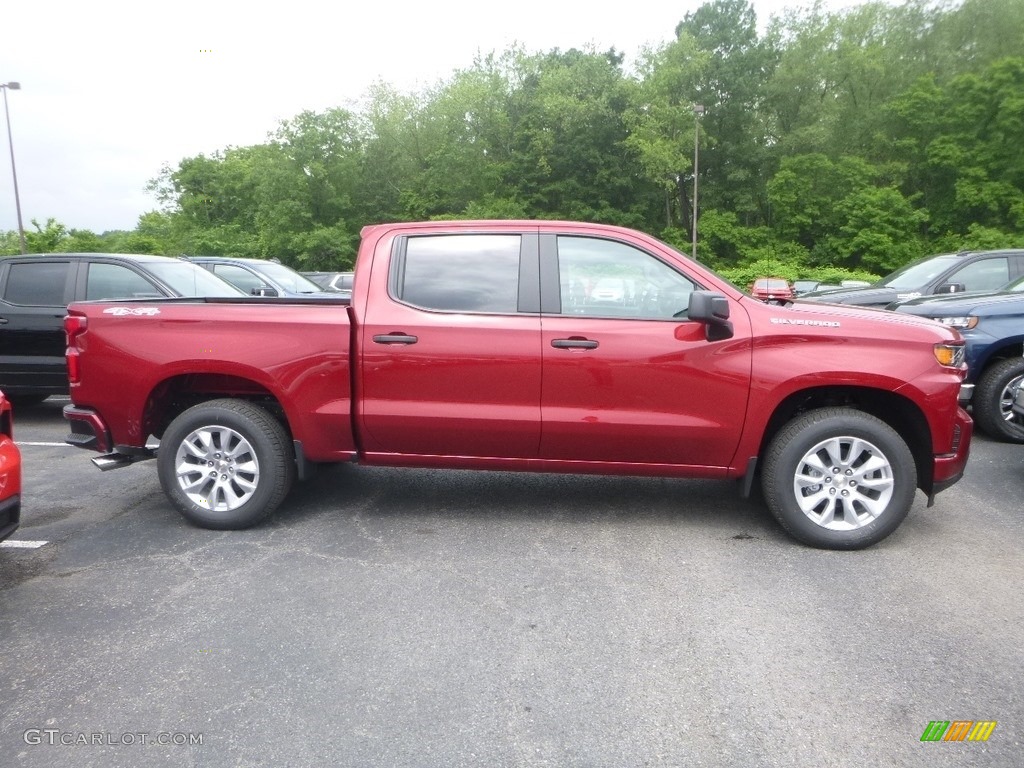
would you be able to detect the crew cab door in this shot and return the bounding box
[538,233,752,469]
[358,230,543,458]
[0,259,77,394]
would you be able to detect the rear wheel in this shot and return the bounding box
[157,399,294,529]
[972,357,1024,443]
[762,408,917,550]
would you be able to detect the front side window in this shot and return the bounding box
[556,237,696,319]
[947,258,1010,293]
[4,262,70,306]
[86,263,162,300]
[397,235,521,313]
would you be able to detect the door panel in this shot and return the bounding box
[539,235,751,468]
[359,232,543,458]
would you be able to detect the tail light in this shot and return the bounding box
[65,314,88,384]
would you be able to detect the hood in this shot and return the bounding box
[893,290,1024,316]
[799,285,898,306]
[758,298,959,340]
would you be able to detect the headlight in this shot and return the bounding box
[932,316,978,330]
[934,342,966,368]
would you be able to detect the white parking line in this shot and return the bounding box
[16,441,71,447]
[0,540,49,548]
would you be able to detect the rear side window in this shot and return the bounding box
[86,263,163,300]
[213,264,266,294]
[4,262,70,306]
[397,235,521,313]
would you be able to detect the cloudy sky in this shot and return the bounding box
[1,0,853,235]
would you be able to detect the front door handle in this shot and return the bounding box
[373,333,418,345]
[551,338,599,350]
[0,318,7,325]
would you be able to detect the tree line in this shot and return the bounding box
[3,0,1022,286]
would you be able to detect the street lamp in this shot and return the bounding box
[691,104,704,261]
[1,81,26,254]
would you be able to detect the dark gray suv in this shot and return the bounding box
[801,249,1024,308]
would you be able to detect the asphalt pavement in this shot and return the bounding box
[1,397,1021,767]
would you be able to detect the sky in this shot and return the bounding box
[1,0,855,235]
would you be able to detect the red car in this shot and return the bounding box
[0,391,22,542]
[749,278,795,304]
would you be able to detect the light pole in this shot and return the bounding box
[691,104,704,261]
[1,81,26,254]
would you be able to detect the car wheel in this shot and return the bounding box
[762,408,917,550]
[157,399,294,529]
[972,357,1024,443]
[8,393,50,408]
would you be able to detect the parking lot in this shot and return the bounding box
[1,397,1022,767]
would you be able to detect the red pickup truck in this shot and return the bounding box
[63,220,972,549]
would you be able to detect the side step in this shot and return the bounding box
[91,452,150,471]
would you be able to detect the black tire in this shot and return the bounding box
[761,408,917,550]
[8,393,50,408]
[157,399,294,529]
[972,357,1024,443]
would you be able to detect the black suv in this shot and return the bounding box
[0,253,242,405]
[801,249,1024,307]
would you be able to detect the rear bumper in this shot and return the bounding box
[63,405,112,453]
[931,406,973,500]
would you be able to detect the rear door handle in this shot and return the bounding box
[373,333,418,345]
[0,318,7,325]
[551,338,599,349]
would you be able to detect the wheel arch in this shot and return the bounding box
[141,372,291,445]
[756,386,933,494]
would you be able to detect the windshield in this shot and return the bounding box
[147,262,246,297]
[256,263,324,294]
[882,254,960,290]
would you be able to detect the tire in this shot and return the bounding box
[972,357,1024,443]
[761,408,917,550]
[8,393,50,408]
[157,399,294,529]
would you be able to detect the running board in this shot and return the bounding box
[91,452,150,471]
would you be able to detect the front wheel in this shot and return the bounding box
[761,408,917,550]
[972,357,1024,443]
[157,399,295,529]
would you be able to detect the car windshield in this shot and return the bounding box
[756,279,789,289]
[882,254,960,290]
[147,262,246,297]
[256,263,324,294]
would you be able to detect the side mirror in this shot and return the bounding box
[687,291,734,341]
[935,283,965,295]
[252,286,279,297]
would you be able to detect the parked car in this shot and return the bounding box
[802,249,1024,307]
[792,279,821,296]
[0,390,22,543]
[0,253,244,405]
[189,257,327,298]
[748,278,794,304]
[893,274,1024,442]
[303,271,354,295]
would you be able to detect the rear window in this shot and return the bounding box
[396,235,521,313]
[4,262,70,306]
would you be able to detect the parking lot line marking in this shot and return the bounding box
[0,540,49,548]
[16,442,71,447]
